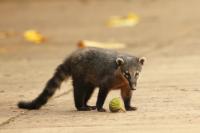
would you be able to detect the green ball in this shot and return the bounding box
[109,97,123,112]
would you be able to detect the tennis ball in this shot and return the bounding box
[109,97,125,113]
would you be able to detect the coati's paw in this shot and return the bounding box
[77,107,92,111]
[125,106,137,111]
[97,108,107,112]
[86,105,97,110]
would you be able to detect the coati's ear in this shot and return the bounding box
[116,57,124,66]
[139,57,146,65]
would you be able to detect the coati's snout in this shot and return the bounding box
[131,57,146,90]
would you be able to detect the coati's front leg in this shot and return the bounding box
[96,88,109,112]
[121,88,137,111]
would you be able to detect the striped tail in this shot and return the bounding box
[18,63,71,110]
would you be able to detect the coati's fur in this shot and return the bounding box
[18,47,146,112]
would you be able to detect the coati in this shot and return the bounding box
[18,47,146,112]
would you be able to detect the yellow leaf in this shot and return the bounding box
[78,40,126,49]
[106,13,139,27]
[24,30,45,44]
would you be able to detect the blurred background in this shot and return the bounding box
[1,0,199,59]
[0,0,200,132]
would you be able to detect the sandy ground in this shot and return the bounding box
[0,0,200,132]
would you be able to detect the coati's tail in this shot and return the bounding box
[18,63,71,110]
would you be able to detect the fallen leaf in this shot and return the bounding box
[24,30,45,44]
[106,13,139,27]
[78,40,126,49]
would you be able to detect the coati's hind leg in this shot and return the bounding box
[84,85,96,110]
[73,80,94,111]
[121,88,137,111]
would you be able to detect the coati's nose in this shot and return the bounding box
[132,84,136,90]
[129,83,136,90]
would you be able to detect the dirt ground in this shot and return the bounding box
[0,0,200,133]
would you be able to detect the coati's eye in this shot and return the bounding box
[123,71,131,79]
[135,72,139,78]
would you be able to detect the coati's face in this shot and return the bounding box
[116,56,146,90]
